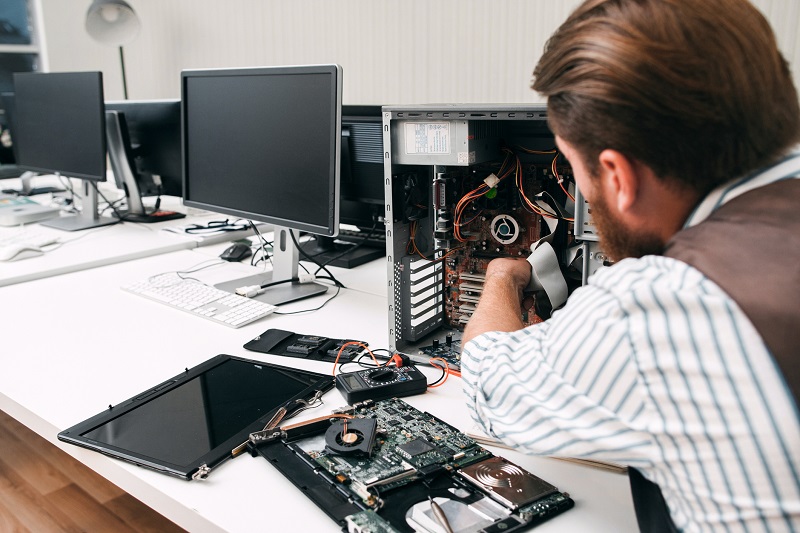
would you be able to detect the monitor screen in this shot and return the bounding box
[12,71,106,181]
[78,358,322,466]
[181,65,342,236]
[105,99,182,197]
[57,354,334,479]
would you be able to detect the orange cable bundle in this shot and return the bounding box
[332,341,381,375]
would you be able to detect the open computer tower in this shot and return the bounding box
[381,105,606,370]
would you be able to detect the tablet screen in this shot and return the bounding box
[61,356,331,475]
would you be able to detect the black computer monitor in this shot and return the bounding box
[105,99,185,222]
[181,64,342,304]
[300,105,385,268]
[0,90,66,195]
[340,106,385,228]
[12,71,115,230]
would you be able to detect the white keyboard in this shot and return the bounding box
[122,274,278,328]
[0,231,60,261]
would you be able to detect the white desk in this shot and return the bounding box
[0,195,268,287]
[0,248,637,532]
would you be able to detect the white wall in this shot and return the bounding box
[39,0,800,105]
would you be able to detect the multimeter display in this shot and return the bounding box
[335,366,427,403]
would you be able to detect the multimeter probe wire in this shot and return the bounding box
[332,342,459,388]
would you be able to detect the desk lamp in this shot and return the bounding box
[85,0,140,99]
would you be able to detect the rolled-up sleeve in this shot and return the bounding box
[461,261,655,466]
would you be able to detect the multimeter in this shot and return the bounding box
[335,365,427,403]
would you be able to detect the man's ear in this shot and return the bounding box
[597,149,640,213]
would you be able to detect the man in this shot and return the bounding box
[461,0,800,531]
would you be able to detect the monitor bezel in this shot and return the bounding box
[180,64,342,237]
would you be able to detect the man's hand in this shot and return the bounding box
[462,258,533,347]
[484,257,533,292]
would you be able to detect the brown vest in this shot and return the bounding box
[630,179,800,533]
[663,178,800,406]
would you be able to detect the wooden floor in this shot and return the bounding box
[0,409,185,532]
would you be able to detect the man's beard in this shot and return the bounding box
[591,192,665,261]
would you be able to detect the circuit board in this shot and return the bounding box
[396,156,576,372]
[253,398,575,532]
[431,160,573,331]
[306,398,492,502]
[417,336,462,373]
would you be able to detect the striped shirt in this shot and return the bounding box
[461,151,800,532]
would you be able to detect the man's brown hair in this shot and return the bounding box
[532,0,800,194]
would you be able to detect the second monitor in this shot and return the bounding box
[181,64,343,305]
[105,99,185,222]
[13,71,115,231]
[299,105,385,269]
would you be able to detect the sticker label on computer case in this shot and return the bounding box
[458,151,476,164]
[404,122,450,154]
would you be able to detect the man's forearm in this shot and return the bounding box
[462,271,525,345]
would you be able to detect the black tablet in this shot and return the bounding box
[58,354,334,480]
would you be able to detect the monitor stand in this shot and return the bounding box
[300,235,383,269]
[214,226,329,306]
[106,111,185,224]
[40,179,117,231]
